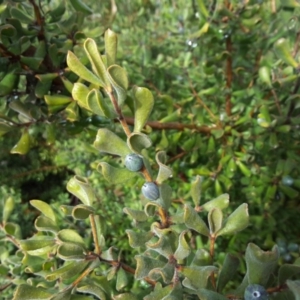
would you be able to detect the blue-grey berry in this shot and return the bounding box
[244,284,268,300]
[142,182,159,201]
[281,175,294,186]
[125,153,144,172]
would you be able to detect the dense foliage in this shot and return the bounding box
[1,0,300,299]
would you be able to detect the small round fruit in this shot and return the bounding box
[125,153,144,172]
[142,182,159,201]
[244,284,268,300]
[281,175,294,186]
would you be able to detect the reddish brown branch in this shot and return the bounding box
[225,36,233,116]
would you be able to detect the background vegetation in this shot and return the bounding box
[1,0,300,299]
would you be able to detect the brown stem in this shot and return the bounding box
[158,207,169,228]
[225,36,233,116]
[108,91,132,136]
[29,0,44,40]
[0,166,67,184]
[186,71,217,121]
[209,234,216,289]
[271,89,281,115]
[89,215,101,255]
[120,117,212,134]
[107,91,154,182]
[71,260,99,287]
[0,282,12,292]
[292,31,300,57]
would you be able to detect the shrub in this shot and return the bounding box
[1,0,300,299]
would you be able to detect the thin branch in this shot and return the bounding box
[292,31,300,57]
[0,282,12,292]
[108,91,132,136]
[90,215,101,255]
[1,166,67,184]
[209,234,217,289]
[99,256,156,286]
[225,36,233,116]
[185,71,218,121]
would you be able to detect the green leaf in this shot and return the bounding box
[84,38,109,87]
[13,284,52,300]
[208,208,223,235]
[72,204,95,220]
[44,95,73,106]
[184,204,209,237]
[10,7,33,24]
[67,51,103,86]
[287,280,300,300]
[196,289,228,300]
[94,128,131,157]
[274,38,299,68]
[19,236,56,251]
[107,65,128,105]
[114,293,139,300]
[156,151,172,184]
[174,230,191,261]
[105,29,117,66]
[191,249,211,267]
[133,86,154,132]
[3,222,21,238]
[50,286,72,300]
[10,129,31,155]
[211,129,224,139]
[149,261,175,283]
[30,200,56,222]
[72,82,90,110]
[217,253,240,292]
[9,100,35,120]
[278,263,300,285]
[180,265,218,290]
[35,78,53,98]
[77,281,107,299]
[35,216,59,233]
[70,0,93,14]
[0,24,16,37]
[259,66,272,87]
[57,243,85,260]
[0,122,14,136]
[97,162,138,184]
[123,207,148,223]
[87,89,112,117]
[126,230,153,248]
[144,283,173,300]
[20,56,43,71]
[66,176,96,206]
[0,71,18,96]
[46,260,90,281]
[191,176,202,206]
[57,229,86,248]
[135,255,166,280]
[201,193,229,212]
[3,196,14,222]
[116,268,129,291]
[127,132,152,153]
[245,243,279,286]
[217,203,249,237]
[157,183,172,210]
[146,234,175,259]
[66,101,80,121]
